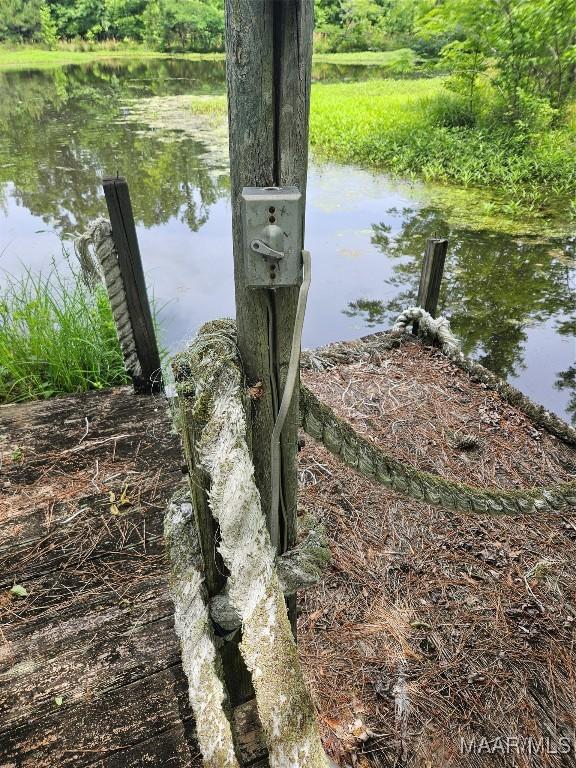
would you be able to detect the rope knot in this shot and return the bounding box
[393,307,461,355]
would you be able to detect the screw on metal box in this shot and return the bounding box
[241,186,302,288]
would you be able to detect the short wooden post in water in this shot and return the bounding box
[413,237,448,334]
[225,0,313,638]
[103,176,162,393]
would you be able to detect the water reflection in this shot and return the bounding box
[0,61,574,421]
[344,207,576,419]
[0,59,389,235]
[0,62,229,235]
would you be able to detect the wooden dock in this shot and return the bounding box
[0,388,202,767]
[2,335,576,767]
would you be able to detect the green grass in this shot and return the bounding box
[0,43,417,72]
[0,43,223,71]
[313,48,416,69]
[184,78,575,217]
[0,264,130,403]
[308,79,576,210]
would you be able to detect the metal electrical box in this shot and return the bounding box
[241,186,302,288]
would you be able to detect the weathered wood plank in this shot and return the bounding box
[0,609,179,735]
[0,388,178,487]
[175,397,225,598]
[232,699,267,765]
[0,491,168,587]
[224,0,276,530]
[0,388,203,766]
[0,389,181,588]
[415,237,448,326]
[90,724,203,768]
[0,573,170,650]
[274,0,314,561]
[103,177,162,394]
[0,666,194,768]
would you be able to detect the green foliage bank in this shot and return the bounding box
[309,78,576,214]
[0,0,225,52]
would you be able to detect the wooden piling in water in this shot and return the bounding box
[414,237,448,334]
[103,176,162,394]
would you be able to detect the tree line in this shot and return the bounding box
[0,0,574,120]
[0,0,225,51]
[0,0,427,52]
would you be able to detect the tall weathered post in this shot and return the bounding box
[225,0,314,630]
[103,176,163,393]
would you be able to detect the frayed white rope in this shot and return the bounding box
[200,385,330,768]
[74,218,142,379]
[164,495,240,768]
[174,320,330,768]
[393,307,460,355]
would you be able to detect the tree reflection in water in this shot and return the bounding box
[344,207,576,421]
[0,60,229,235]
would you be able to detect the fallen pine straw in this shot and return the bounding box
[2,340,575,767]
[298,337,576,767]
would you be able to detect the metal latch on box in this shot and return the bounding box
[241,186,302,288]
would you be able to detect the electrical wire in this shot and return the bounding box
[269,250,312,552]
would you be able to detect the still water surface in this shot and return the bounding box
[0,59,574,421]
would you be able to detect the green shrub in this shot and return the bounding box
[0,262,130,403]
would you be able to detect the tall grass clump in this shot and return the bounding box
[0,263,129,403]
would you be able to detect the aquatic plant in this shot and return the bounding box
[309,78,576,213]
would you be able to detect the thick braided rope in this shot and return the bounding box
[179,319,329,768]
[164,491,240,768]
[300,384,576,515]
[74,218,141,380]
[302,323,576,449]
[300,307,576,515]
[393,306,460,354]
[395,308,576,446]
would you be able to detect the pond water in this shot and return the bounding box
[0,59,574,421]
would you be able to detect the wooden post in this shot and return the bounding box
[225,0,313,635]
[414,237,448,334]
[103,176,162,394]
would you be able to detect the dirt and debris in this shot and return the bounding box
[298,338,576,768]
[0,388,203,768]
[1,337,575,767]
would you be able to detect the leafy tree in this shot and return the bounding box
[105,0,148,40]
[162,0,224,52]
[142,0,165,48]
[39,3,59,47]
[47,0,109,40]
[417,0,576,120]
[0,0,42,41]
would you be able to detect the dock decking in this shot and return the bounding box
[0,388,204,767]
[2,336,576,767]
